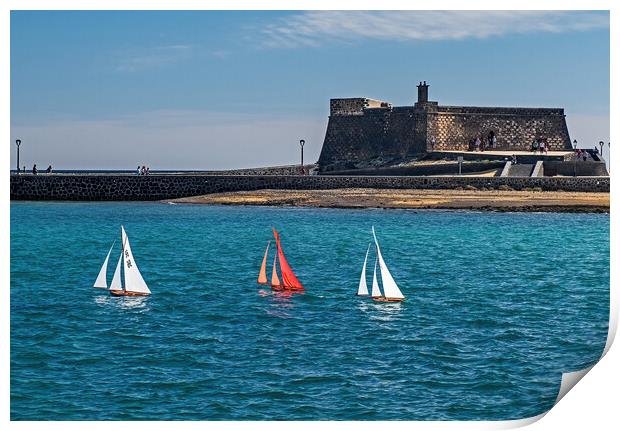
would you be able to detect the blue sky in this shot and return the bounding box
[10,10,610,169]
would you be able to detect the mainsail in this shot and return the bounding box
[272,228,304,290]
[371,259,381,298]
[372,226,404,300]
[121,226,151,294]
[271,253,281,287]
[357,244,370,296]
[258,241,271,285]
[94,241,115,288]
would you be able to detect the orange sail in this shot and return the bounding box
[272,228,304,290]
[271,253,281,288]
[258,241,270,285]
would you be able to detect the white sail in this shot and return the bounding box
[93,241,115,288]
[371,259,382,298]
[372,226,405,300]
[357,244,370,295]
[121,226,151,294]
[110,252,123,291]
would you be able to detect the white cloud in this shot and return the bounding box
[9,111,325,170]
[260,11,609,48]
[115,44,192,72]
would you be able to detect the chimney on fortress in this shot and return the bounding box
[417,81,429,103]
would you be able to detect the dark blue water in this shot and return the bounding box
[10,202,609,420]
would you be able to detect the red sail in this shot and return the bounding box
[272,228,304,290]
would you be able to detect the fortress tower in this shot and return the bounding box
[317,82,572,171]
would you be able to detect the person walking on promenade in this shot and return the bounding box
[136,165,141,175]
[146,167,150,175]
[32,164,38,175]
[46,165,52,173]
[140,165,146,175]
[532,139,538,153]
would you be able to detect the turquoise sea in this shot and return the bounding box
[10,202,609,420]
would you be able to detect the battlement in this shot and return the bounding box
[329,98,392,116]
[437,106,566,116]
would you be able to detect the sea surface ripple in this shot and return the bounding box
[10,202,609,420]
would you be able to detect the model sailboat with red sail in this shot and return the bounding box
[257,228,304,291]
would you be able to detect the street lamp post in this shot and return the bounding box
[15,139,21,174]
[599,141,605,160]
[299,139,305,175]
[573,139,578,177]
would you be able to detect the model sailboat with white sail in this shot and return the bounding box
[93,226,151,297]
[357,227,406,302]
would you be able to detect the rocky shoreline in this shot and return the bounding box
[167,188,610,213]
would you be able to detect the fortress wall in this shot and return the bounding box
[432,106,572,152]
[318,107,416,168]
[10,174,609,201]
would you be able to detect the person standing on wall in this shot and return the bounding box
[537,138,543,154]
[32,164,37,175]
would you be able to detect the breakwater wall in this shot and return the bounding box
[10,174,609,201]
[199,164,317,176]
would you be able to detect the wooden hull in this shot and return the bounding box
[373,297,405,303]
[110,289,150,297]
[271,284,304,292]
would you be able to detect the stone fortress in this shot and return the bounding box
[318,82,574,172]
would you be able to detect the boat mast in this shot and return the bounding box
[120,226,127,291]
